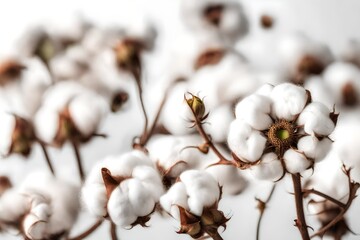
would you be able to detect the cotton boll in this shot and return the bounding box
[255,83,274,97]
[19,172,80,236]
[40,81,87,111]
[180,170,220,216]
[278,33,333,82]
[49,45,90,81]
[235,94,272,130]
[271,83,308,121]
[147,134,218,178]
[161,82,194,135]
[33,107,59,144]
[332,119,360,183]
[307,153,348,202]
[131,165,164,201]
[219,1,248,42]
[206,165,247,195]
[160,182,189,220]
[0,189,28,223]
[298,102,335,136]
[45,15,90,44]
[91,49,134,91]
[250,153,284,181]
[0,111,16,155]
[181,0,248,44]
[189,51,256,109]
[124,178,156,217]
[107,187,137,227]
[21,57,52,116]
[82,184,108,217]
[340,39,360,67]
[204,104,234,143]
[322,62,360,107]
[83,151,161,226]
[23,202,51,240]
[69,92,108,137]
[304,76,334,110]
[122,20,157,50]
[297,136,332,162]
[227,119,267,162]
[283,149,311,174]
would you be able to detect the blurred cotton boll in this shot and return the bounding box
[34,81,109,146]
[189,49,257,110]
[322,61,360,109]
[0,57,52,118]
[278,33,333,84]
[332,118,360,183]
[160,81,195,135]
[181,0,248,44]
[204,103,234,143]
[81,150,164,227]
[0,172,79,239]
[339,39,360,68]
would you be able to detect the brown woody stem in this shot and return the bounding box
[193,116,230,163]
[67,219,103,240]
[292,173,310,240]
[72,142,85,183]
[39,143,55,176]
[256,184,276,240]
[110,222,119,240]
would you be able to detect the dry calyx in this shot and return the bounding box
[0,60,25,86]
[160,170,228,240]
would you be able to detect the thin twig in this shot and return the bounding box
[190,107,230,164]
[67,219,103,240]
[39,143,55,176]
[303,189,346,209]
[133,68,149,147]
[71,141,85,183]
[311,167,360,238]
[110,222,118,240]
[292,173,311,240]
[256,184,277,240]
[139,90,168,146]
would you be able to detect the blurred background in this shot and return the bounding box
[0,0,360,239]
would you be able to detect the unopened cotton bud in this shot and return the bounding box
[186,94,206,120]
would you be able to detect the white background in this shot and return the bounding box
[0,0,360,239]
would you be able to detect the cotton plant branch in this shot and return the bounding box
[292,173,311,240]
[255,184,277,240]
[110,222,119,240]
[71,141,85,183]
[138,89,168,147]
[303,189,346,209]
[184,93,232,165]
[310,165,359,239]
[38,141,56,176]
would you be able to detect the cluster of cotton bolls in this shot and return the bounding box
[1,0,360,239]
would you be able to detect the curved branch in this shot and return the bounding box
[256,184,276,240]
